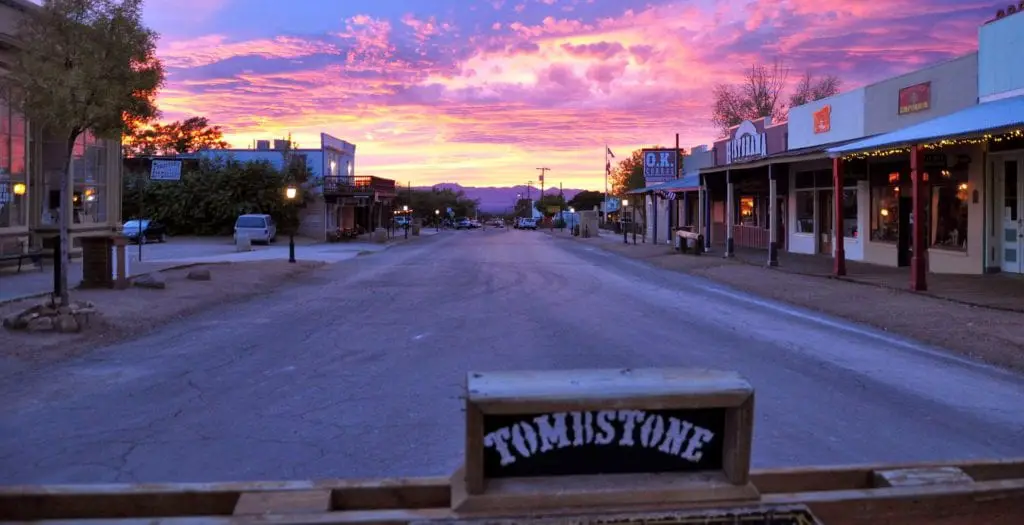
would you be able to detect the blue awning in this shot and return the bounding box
[828,95,1024,156]
[625,174,700,194]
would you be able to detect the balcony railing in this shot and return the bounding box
[323,176,397,197]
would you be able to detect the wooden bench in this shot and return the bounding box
[676,229,703,255]
[0,242,46,273]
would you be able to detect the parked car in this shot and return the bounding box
[469,219,482,228]
[519,218,538,230]
[455,217,472,229]
[233,214,277,244]
[120,219,167,244]
[394,216,411,228]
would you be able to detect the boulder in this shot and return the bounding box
[2,313,25,330]
[133,273,166,289]
[27,316,54,332]
[55,314,80,333]
[187,268,212,281]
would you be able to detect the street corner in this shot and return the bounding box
[0,260,324,366]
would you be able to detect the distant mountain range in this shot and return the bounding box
[415,183,589,212]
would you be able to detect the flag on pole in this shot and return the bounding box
[606,147,615,158]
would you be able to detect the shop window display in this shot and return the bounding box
[0,102,28,229]
[795,191,814,233]
[72,132,107,224]
[870,170,900,242]
[841,189,857,238]
[930,168,968,251]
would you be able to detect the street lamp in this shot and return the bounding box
[622,199,629,244]
[13,182,26,196]
[285,186,297,263]
[402,205,410,239]
[435,209,440,232]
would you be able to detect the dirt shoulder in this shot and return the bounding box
[0,260,324,366]
[557,233,1024,373]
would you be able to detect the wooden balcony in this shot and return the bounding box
[322,176,397,199]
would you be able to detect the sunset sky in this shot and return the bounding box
[137,0,991,189]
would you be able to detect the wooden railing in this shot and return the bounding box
[322,176,396,197]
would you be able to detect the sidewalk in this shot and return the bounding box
[548,229,1024,372]
[0,259,186,304]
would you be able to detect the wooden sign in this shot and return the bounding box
[453,368,758,513]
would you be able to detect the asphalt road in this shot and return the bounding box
[1,229,1022,484]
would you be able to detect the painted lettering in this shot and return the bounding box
[617,410,645,446]
[484,410,719,468]
[533,413,571,452]
[595,410,616,444]
[483,427,517,465]
[681,426,715,462]
[657,417,694,455]
[639,414,666,448]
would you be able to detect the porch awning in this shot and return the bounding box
[828,95,1024,156]
[625,183,666,194]
[659,173,701,191]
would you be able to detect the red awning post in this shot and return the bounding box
[910,145,928,291]
[833,157,846,276]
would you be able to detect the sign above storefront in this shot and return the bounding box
[813,105,831,134]
[642,149,678,184]
[726,120,767,163]
[898,82,931,115]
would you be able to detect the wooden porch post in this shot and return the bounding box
[910,145,928,291]
[833,157,847,276]
[725,169,735,258]
[768,164,779,267]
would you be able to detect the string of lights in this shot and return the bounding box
[840,127,1024,160]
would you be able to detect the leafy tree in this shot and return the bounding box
[711,59,789,136]
[394,188,478,221]
[534,193,566,216]
[122,158,312,236]
[789,71,842,109]
[513,198,532,218]
[0,0,164,305]
[124,116,230,157]
[610,148,649,195]
[568,190,605,212]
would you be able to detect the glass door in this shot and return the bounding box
[818,190,833,255]
[1001,157,1023,274]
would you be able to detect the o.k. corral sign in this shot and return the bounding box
[643,149,678,185]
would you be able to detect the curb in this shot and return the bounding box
[560,232,1021,314]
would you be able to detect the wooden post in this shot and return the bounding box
[725,170,734,257]
[768,165,779,267]
[113,236,128,290]
[910,145,928,291]
[833,157,846,276]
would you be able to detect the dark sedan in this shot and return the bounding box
[121,219,168,243]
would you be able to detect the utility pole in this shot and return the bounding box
[536,167,550,200]
[526,181,533,201]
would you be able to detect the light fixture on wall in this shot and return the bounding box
[958,183,968,191]
[880,209,889,217]
[12,183,26,196]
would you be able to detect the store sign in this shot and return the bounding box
[813,105,831,134]
[643,149,678,184]
[898,82,931,115]
[726,120,766,164]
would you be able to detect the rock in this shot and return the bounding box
[187,268,212,281]
[55,314,80,333]
[133,273,166,289]
[27,316,54,332]
[3,313,25,330]
[57,306,72,315]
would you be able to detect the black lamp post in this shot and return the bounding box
[435,209,440,232]
[403,205,410,239]
[622,199,629,244]
[286,186,297,263]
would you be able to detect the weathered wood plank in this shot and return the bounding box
[873,466,974,488]
[234,489,332,515]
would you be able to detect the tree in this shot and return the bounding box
[789,71,842,109]
[0,0,164,305]
[123,116,229,157]
[711,59,789,136]
[567,190,604,212]
[610,148,649,195]
[534,193,566,216]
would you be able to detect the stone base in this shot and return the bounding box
[2,297,98,334]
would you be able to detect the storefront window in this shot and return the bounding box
[795,191,814,233]
[739,196,756,225]
[842,189,857,238]
[870,169,900,242]
[0,102,28,229]
[72,132,107,224]
[930,168,968,251]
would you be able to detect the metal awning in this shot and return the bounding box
[625,174,701,194]
[828,95,1024,156]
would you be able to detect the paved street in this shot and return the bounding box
[0,228,1021,485]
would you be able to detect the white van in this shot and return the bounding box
[234,214,277,244]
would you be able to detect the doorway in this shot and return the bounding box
[999,155,1024,274]
[817,190,833,255]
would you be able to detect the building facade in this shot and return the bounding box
[0,0,123,257]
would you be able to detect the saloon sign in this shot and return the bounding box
[726,120,767,164]
[643,149,678,185]
[899,82,931,115]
